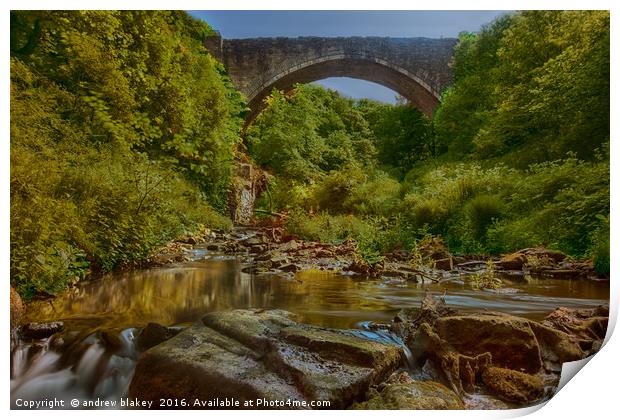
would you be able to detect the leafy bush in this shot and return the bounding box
[345,172,402,216]
[286,211,376,245]
[11,11,238,299]
[464,194,505,240]
[311,167,367,213]
[469,261,502,290]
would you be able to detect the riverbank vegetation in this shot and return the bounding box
[248,11,609,273]
[10,10,609,299]
[10,11,242,298]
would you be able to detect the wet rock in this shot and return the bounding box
[223,242,244,253]
[99,330,124,351]
[524,248,566,263]
[496,248,567,271]
[496,252,527,270]
[544,306,608,336]
[20,321,64,340]
[269,255,289,268]
[385,370,415,385]
[527,322,584,371]
[481,367,544,404]
[278,263,300,273]
[315,249,334,258]
[175,235,198,245]
[391,294,455,339]
[496,270,527,280]
[253,251,274,262]
[241,236,263,247]
[250,244,268,254]
[430,314,543,373]
[394,296,607,405]
[129,309,402,409]
[277,240,300,252]
[10,287,23,332]
[241,265,270,275]
[136,323,181,352]
[241,266,258,274]
[242,259,274,275]
[49,335,65,350]
[185,236,198,245]
[353,380,464,409]
[346,259,379,275]
[542,306,608,354]
[149,242,193,265]
[26,343,45,363]
[409,322,492,394]
[379,269,418,282]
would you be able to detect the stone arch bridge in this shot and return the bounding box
[204,34,457,124]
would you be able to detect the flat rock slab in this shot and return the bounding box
[129,309,402,408]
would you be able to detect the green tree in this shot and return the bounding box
[10,11,240,298]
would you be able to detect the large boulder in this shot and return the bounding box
[397,296,602,404]
[432,313,543,373]
[129,309,402,409]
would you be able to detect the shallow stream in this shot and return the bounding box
[11,246,609,408]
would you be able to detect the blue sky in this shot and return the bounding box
[188,11,508,103]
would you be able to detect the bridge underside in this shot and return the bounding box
[245,58,440,127]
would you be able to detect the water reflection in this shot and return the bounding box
[24,259,610,330]
[13,258,610,409]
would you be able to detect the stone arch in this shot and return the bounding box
[245,54,441,126]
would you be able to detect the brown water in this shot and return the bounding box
[11,250,609,408]
[22,257,609,330]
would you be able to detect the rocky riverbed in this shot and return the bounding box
[150,225,608,285]
[126,296,607,409]
[10,226,610,410]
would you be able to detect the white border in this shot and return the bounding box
[2,2,617,420]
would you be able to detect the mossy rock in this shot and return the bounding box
[129,309,402,409]
[481,367,544,404]
[353,381,464,410]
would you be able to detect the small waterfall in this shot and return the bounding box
[11,328,139,409]
[353,321,416,370]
